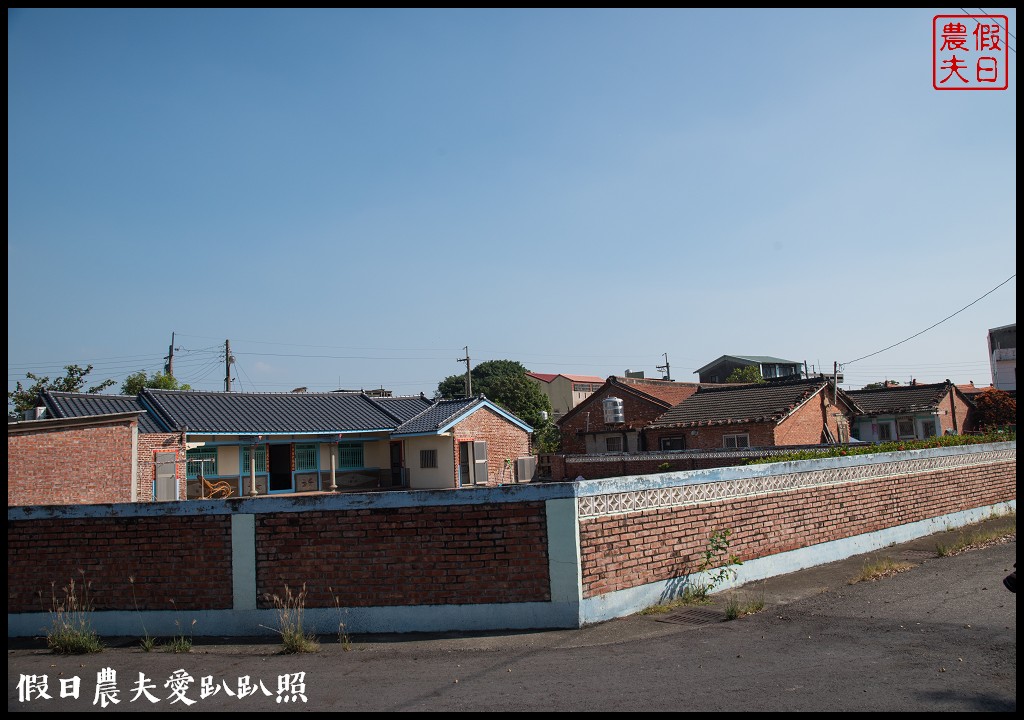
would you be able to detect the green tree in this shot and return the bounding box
[532,421,561,454]
[862,380,899,390]
[8,364,116,420]
[725,365,766,384]
[972,388,1016,429]
[436,359,552,428]
[121,370,192,395]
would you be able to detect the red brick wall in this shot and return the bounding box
[452,408,531,486]
[7,515,233,612]
[255,503,549,607]
[137,432,187,501]
[559,386,670,454]
[8,420,136,506]
[578,459,1016,598]
[939,390,977,434]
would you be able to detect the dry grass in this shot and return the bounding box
[849,557,916,585]
[273,584,319,654]
[45,573,103,655]
[936,512,1016,557]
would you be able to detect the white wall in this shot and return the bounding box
[403,436,456,489]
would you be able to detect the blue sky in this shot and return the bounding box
[8,8,1017,399]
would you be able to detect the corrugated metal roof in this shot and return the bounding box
[40,391,166,434]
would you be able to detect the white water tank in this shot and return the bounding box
[602,396,625,424]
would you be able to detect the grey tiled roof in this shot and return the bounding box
[845,383,952,415]
[367,395,434,423]
[139,389,400,434]
[40,391,166,434]
[650,378,832,428]
[393,397,482,436]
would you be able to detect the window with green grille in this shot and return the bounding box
[338,442,364,468]
[186,448,218,478]
[295,444,318,471]
[241,445,267,473]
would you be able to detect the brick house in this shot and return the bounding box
[846,381,976,442]
[557,376,702,454]
[37,391,188,502]
[8,410,188,506]
[645,377,858,450]
[36,389,533,499]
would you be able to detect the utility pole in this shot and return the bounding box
[656,353,671,381]
[225,339,234,392]
[456,346,472,397]
[164,332,175,376]
[833,361,838,404]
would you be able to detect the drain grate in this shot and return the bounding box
[655,607,726,626]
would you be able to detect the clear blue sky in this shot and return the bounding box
[8,8,1017,399]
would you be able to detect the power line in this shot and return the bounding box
[960,7,1016,52]
[975,7,1016,41]
[843,274,1015,366]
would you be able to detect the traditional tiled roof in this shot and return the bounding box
[649,378,840,428]
[139,389,398,434]
[40,391,166,434]
[845,383,954,415]
[556,376,703,427]
[611,376,703,406]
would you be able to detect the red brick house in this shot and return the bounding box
[8,411,188,506]
[645,377,858,450]
[846,381,976,442]
[35,391,188,502]
[557,376,703,454]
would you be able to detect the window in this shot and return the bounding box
[420,449,437,469]
[723,434,750,449]
[241,445,267,473]
[295,444,318,472]
[660,436,685,451]
[896,416,916,438]
[338,442,364,469]
[920,420,937,438]
[186,448,217,478]
[877,423,893,441]
[605,436,623,452]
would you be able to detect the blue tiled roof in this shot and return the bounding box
[393,397,482,436]
[367,395,434,423]
[139,389,399,434]
[40,391,166,434]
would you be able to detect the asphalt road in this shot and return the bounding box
[8,518,1016,712]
